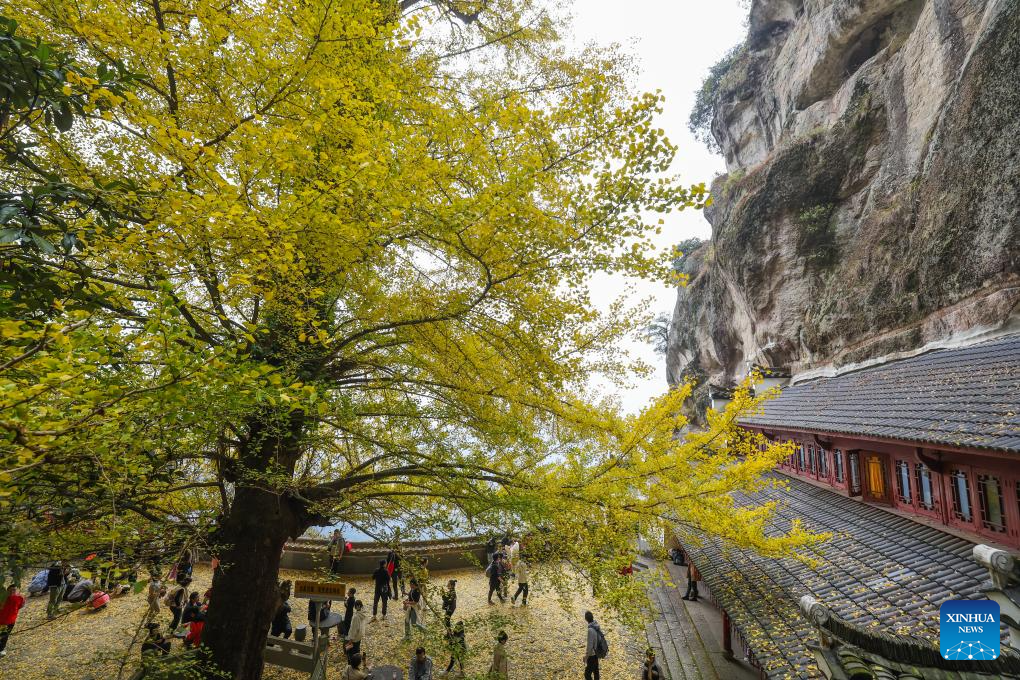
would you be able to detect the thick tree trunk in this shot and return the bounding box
[201,483,310,679]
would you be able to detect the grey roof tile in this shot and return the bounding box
[740,335,1020,452]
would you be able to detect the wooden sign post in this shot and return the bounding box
[265,580,346,680]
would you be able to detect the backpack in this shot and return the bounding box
[593,625,609,659]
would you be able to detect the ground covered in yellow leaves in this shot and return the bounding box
[3,565,645,679]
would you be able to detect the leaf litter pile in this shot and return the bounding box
[3,564,644,679]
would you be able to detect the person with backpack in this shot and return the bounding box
[583,611,608,680]
[344,652,371,680]
[489,630,509,679]
[165,579,189,633]
[0,584,26,657]
[486,554,505,604]
[441,579,457,627]
[328,530,345,575]
[371,560,390,620]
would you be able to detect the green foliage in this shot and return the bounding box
[688,43,745,154]
[796,203,837,267]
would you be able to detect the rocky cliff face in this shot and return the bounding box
[669,0,1020,406]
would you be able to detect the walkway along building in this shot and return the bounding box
[670,334,1020,679]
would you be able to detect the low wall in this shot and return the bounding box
[280,536,488,574]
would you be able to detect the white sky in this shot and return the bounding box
[568,0,748,412]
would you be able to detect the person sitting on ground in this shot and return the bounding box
[0,584,26,658]
[408,646,433,680]
[444,620,467,676]
[181,591,202,625]
[271,582,293,639]
[345,600,367,662]
[184,609,205,649]
[489,631,509,679]
[27,570,49,596]
[88,588,111,610]
[63,578,95,604]
[344,652,370,680]
[643,648,663,679]
[141,622,171,657]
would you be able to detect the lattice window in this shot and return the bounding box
[978,474,1007,532]
[914,463,934,510]
[950,470,973,523]
[833,450,844,483]
[895,460,912,504]
[808,445,816,474]
[797,445,806,471]
[848,452,861,495]
[818,448,829,478]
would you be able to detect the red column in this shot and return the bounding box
[722,610,733,657]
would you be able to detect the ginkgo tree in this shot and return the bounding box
[1,1,821,677]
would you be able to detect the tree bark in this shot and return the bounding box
[201,481,311,679]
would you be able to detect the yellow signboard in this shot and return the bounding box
[294,580,347,600]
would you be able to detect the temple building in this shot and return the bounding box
[669,333,1020,679]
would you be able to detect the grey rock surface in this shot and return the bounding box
[669,0,1020,415]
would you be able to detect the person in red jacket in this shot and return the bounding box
[184,609,205,649]
[0,583,26,657]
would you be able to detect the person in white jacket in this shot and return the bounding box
[345,600,367,662]
[510,558,530,606]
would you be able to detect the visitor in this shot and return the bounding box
[308,597,331,623]
[441,579,457,627]
[508,538,520,570]
[145,571,164,622]
[489,630,509,679]
[88,587,111,610]
[165,579,189,632]
[181,591,202,625]
[584,611,604,680]
[27,569,49,596]
[329,529,345,575]
[485,536,498,564]
[344,652,370,680]
[669,548,685,566]
[141,622,171,657]
[0,584,26,658]
[341,587,356,638]
[386,549,405,598]
[64,578,95,603]
[184,609,205,649]
[45,560,68,619]
[486,554,505,604]
[444,620,467,676]
[511,557,529,606]
[408,646,433,680]
[345,600,367,662]
[403,579,425,640]
[175,550,194,586]
[682,563,700,601]
[271,583,293,639]
[643,648,663,679]
[371,560,390,620]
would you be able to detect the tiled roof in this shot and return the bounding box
[676,474,993,680]
[741,334,1020,452]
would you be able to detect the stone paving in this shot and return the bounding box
[645,562,759,680]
